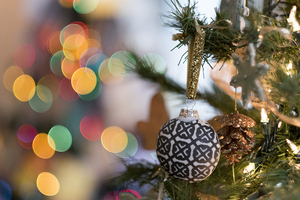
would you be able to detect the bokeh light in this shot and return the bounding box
[87,28,101,41]
[29,85,53,113]
[104,191,117,200]
[38,74,60,100]
[37,23,57,51]
[79,76,101,101]
[80,114,105,141]
[79,47,103,68]
[25,191,42,200]
[17,124,38,149]
[86,52,106,74]
[13,74,36,102]
[36,172,60,196]
[61,56,81,79]
[19,181,38,200]
[101,126,128,153]
[65,113,82,148]
[59,78,79,102]
[0,180,12,200]
[63,34,88,61]
[13,43,36,69]
[88,0,119,19]
[108,58,125,77]
[115,132,138,158]
[71,67,97,95]
[50,51,64,76]
[73,0,99,14]
[32,133,55,159]
[116,189,142,200]
[58,0,74,8]
[60,23,87,48]
[99,58,124,85]
[71,21,89,37]
[3,66,24,92]
[109,51,136,76]
[48,125,72,152]
[48,31,63,55]
[142,53,167,74]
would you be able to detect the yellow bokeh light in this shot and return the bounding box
[86,38,101,49]
[36,172,60,196]
[101,126,128,153]
[48,31,63,55]
[108,58,125,77]
[32,133,55,159]
[63,35,88,61]
[3,66,24,92]
[61,57,81,79]
[87,0,119,19]
[71,67,97,95]
[38,74,60,100]
[13,74,36,102]
[58,0,73,8]
[60,24,86,48]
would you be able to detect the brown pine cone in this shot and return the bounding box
[215,111,256,128]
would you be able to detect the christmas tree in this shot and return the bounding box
[113,0,300,199]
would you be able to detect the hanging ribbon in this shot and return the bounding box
[186,19,232,100]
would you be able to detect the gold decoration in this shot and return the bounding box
[186,20,205,99]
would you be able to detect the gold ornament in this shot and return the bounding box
[186,20,205,99]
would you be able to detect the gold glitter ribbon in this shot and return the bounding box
[186,19,232,99]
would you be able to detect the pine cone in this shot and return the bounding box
[215,112,256,165]
[215,111,256,128]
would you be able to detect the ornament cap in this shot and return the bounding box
[179,108,199,118]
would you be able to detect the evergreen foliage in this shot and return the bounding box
[115,0,300,199]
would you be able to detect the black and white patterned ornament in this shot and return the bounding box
[156,109,221,183]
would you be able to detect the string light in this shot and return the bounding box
[261,108,269,123]
[278,121,282,129]
[286,139,300,155]
[286,62,293,76]
[288,6,300,32]
[243,163,255,174]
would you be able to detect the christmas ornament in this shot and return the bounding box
[137,92,169,150]
[156,18,220,182]
[230,43,270,108]
[186,19,205,100]
[220,0,249,32]
[215,111,256,165]
[156,109,221,182]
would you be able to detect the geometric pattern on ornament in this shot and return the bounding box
[156,118,221,182]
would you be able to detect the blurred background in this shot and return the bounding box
[0,0,221,199]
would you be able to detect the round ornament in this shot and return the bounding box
[156,108,221,183]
